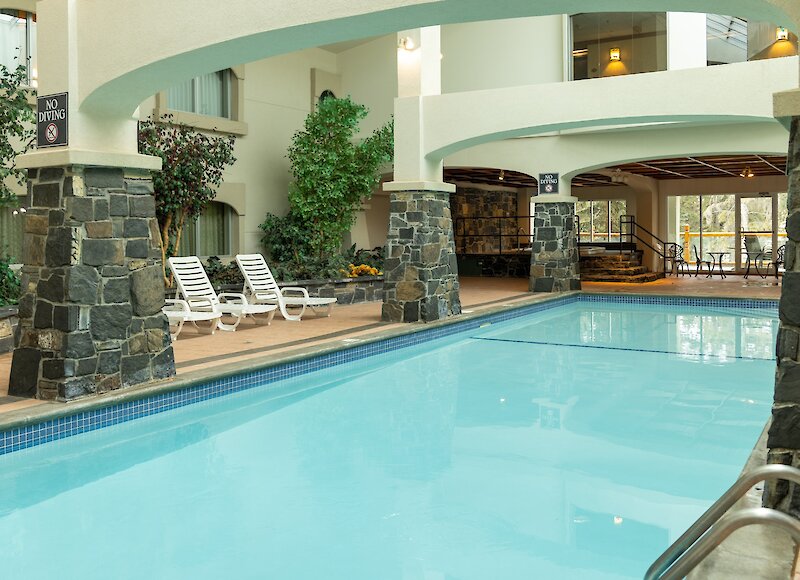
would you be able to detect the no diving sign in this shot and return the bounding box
[37,92,68,148]
[538,173,559,194]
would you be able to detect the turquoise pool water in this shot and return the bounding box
[0,302,778,579]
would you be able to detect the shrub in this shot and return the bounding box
[0,255,20,306]
[138,116,237,283]
[0,62,35,207]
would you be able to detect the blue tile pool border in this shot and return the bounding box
[0,292,779,456]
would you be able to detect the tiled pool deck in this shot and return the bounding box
[0,274,790,578]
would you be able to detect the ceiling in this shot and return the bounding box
[444,167,538,189]
[444,154,788,190]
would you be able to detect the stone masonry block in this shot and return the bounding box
[45,227,76,267]
[90,304,132,340]
[85,221,113,238]
[129,196,156,217]
[123,218,150,238]
[82,239,124,266]
[65,197,94,223]
[130,265,165,316]
[25,214,48,235]
[67,265,100,304]
[32,182,60,207]
[110,194,129,216]
[85,167,124,189]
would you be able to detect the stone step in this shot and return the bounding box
[581,271,665,283]
[581,266,649,276]
[580,256,642,268]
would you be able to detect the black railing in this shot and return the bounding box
[620,214,674,274]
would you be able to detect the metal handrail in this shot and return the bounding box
[620,215,673,273]
[645,464,800,580]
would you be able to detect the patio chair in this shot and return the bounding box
[235,253,336,321]
[692,245,712,277]
[162,298,222,340]
[769,243,786,279]
[168,256,277,331]
[743,235,765,278]
[667,244,689,276]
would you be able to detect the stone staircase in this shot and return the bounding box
[580,251,665,283]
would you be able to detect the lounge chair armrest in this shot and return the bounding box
[164,298,191,313]
[280,287,310,299]
[186,297,216,311]
[218,292,249,305]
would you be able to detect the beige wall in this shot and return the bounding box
[442,16,566,91]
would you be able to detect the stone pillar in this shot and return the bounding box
[9,166,175,401]
[382,189,461,323]
[529,201,581,292]
[766,117,800,513]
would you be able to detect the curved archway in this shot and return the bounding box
[55,0,799,117]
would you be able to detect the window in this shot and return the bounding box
[178,201,233,257]
[167,69,233,119]
[706,15,747,65]
[576,199,627,242]
[0,206,25,262]
[571,13,667,80]
[0,9,36,85]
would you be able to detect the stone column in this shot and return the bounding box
[529,201,581,292]
[9,166,175,401]
[382,189,461,323]
[766,117,800,513]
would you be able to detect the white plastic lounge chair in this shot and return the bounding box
[162,298,222,340]
[235,253,336,321]
[168,256,277,331]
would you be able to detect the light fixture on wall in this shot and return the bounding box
[609,47,621,61]
[777,27,790,41]
[498,169,505,181]
[398,36,416,51]
[740,166,755,178]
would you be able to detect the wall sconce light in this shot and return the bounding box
[609,47,621,61]
[777,27,789,41]
[740,166,755,178]
[498,169,505,181]
[398,36,416,51]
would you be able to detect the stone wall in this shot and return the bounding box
[383,189,461,323]
[9,166,175,401]
[766,118,800,513]
[457,254,530,278]
[529,202,581,292]
[451,187,524,254]
[284,276,383,304]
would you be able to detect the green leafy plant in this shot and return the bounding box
[0,254,20,306]
[138,116,237,282]
[259,97,392,281]
[0,62,35,207]
[205,256,244,287]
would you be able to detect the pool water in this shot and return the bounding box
[0,302,778,579]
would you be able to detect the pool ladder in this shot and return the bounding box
[645,464,800,580]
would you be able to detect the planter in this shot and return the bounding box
[281,275,384,305]
[0,306,18,354]
[196,275,384,305]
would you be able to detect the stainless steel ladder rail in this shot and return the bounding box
[645,464,800,580]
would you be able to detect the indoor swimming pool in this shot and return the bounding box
[0,297,779,579]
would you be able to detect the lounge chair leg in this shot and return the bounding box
[217,314,242,332]
[169,318,184,341]
[192,318,218,335]
[253,309,276,326]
